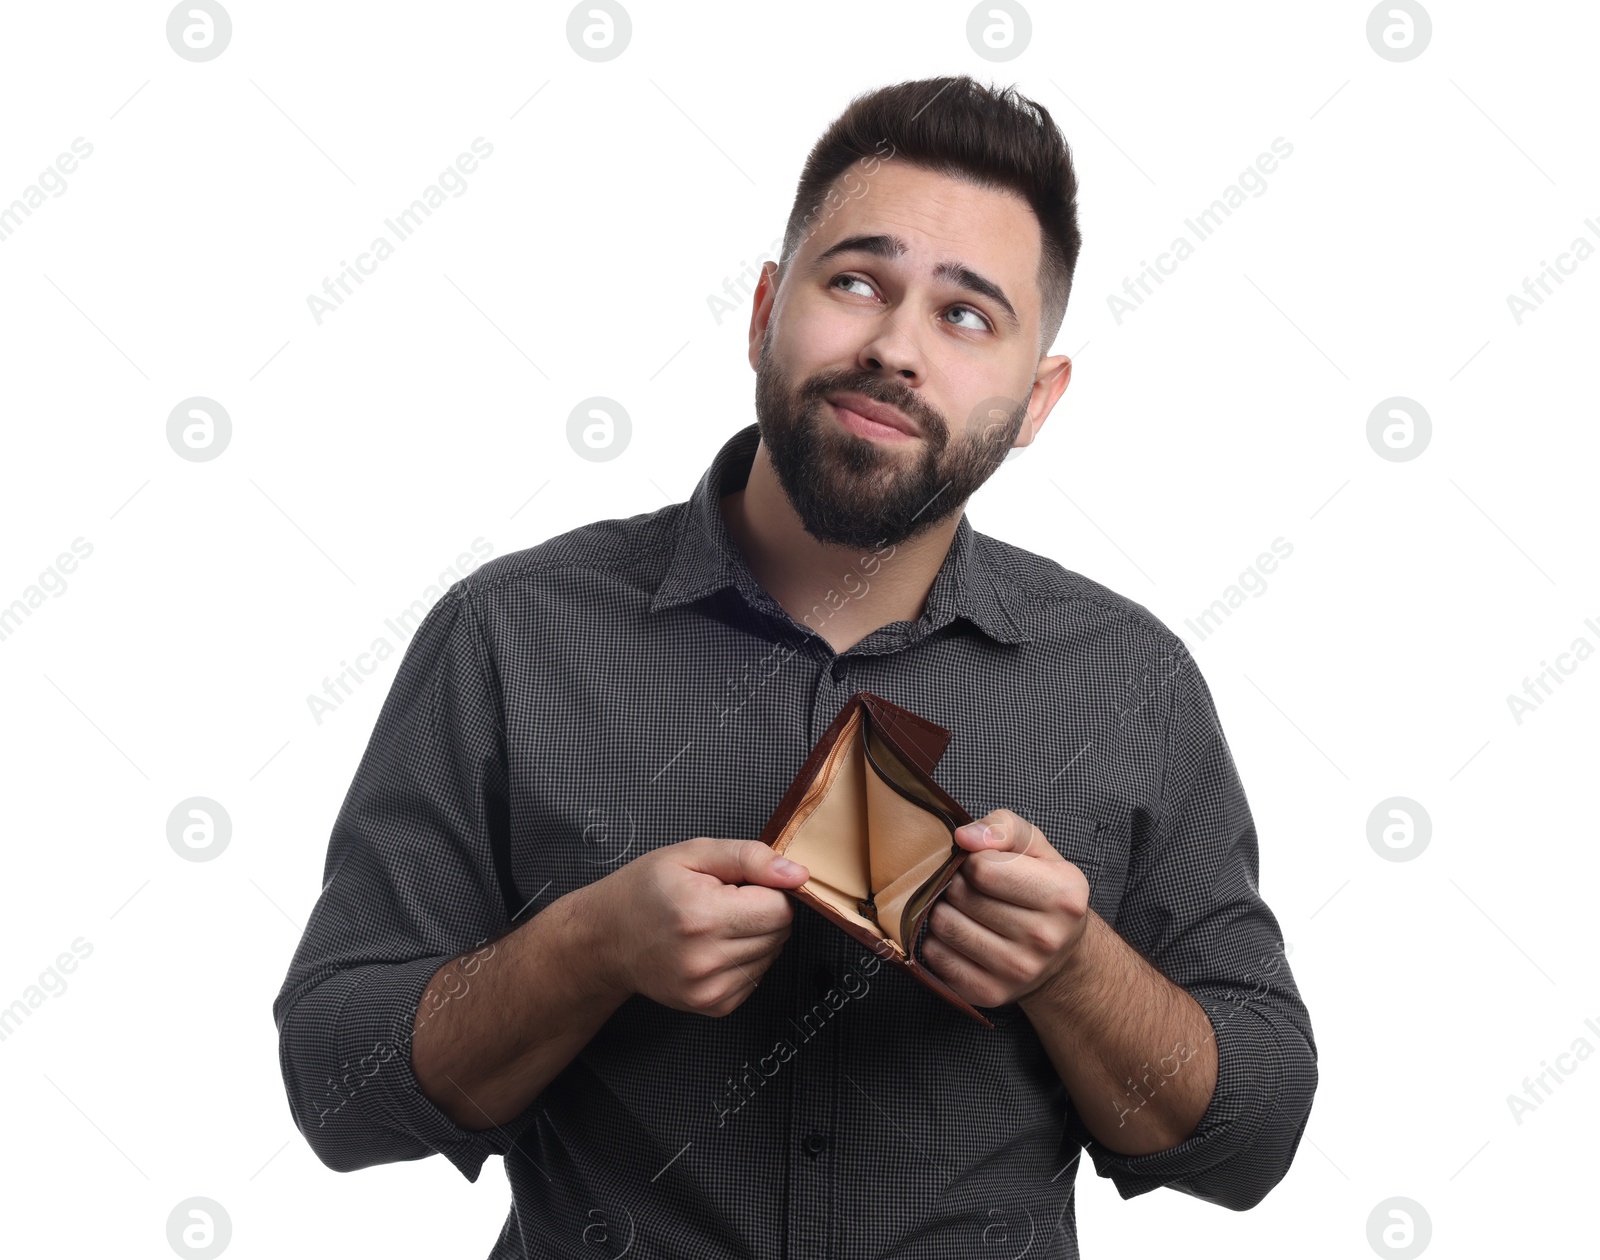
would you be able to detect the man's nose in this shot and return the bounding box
[856,312,925,385]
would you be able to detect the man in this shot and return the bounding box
[273,75,1317,1259]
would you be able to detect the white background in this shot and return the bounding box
[1,1,1595,1256]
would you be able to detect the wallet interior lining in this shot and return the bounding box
[775,704,957,953]
[864,726,949,818]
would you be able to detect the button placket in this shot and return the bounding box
[784,903,839,1258]
[807,649,850,746]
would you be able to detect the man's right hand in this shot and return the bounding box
[587,838,812,1018]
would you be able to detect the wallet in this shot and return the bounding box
[758,690,995,1028]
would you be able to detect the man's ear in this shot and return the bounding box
[747,261,780,371]
[1016,353,1073,447]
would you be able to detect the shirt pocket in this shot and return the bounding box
[975,805,1132,1033]
[1029,806,1131,926]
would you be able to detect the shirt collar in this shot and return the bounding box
[648,422,1033,647]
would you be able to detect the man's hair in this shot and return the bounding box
[777,75,1081,357]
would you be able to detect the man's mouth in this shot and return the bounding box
[825,392,920,442]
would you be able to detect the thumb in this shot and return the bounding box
[687,837,810,888]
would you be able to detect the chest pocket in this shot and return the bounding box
[1032,807,1131,927]
[972,806,1131,1034]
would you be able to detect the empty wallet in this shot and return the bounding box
[758,689,995,1028]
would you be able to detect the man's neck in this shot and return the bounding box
[718,439,961,655]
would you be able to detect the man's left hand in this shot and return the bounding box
[921,808,1091,1008]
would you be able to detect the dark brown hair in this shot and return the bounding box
[778,75,1081,356]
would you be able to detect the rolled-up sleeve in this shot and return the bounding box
[1070,639,1318,1209]
[271,581,525,1182]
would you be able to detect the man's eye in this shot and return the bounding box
[945,305,990,331]
[832,274,876,297]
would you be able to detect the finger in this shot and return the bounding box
[919,924,1002,1006]
[927,897,1018,979]
[698,931,793,1003]
[942,868,1040,937]
[953,809,1057,864]
[959,850,1084,916]
[649,873,794,941]
[712,882,799,938]
[704,926,791,971]
[682,837,810,888]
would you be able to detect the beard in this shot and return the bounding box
[752,338,1026,550]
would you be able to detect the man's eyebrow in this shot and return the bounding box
[931,261,1020,332]
[811,233,1022,332]
[813,232,906,267]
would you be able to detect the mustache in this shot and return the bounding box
[797,371,945,440]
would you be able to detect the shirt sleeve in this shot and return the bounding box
[1066,637,1319,1210]
[271,581,527,1183]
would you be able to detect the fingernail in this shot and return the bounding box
[772,856,803,875]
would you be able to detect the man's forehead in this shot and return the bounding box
[813,162,1040,273]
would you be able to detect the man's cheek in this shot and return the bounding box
[794,305,873,359]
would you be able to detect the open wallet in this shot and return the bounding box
[758,690,996,1028]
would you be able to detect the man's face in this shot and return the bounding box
[749,158,1063,550]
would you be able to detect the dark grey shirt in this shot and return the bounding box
[272,422,1317,1259]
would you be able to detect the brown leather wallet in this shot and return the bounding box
[758,690,995,1028]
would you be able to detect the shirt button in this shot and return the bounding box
[802,1130,830,1158]
[812,963,834,995]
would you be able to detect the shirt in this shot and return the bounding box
[272,421,1318,1260]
